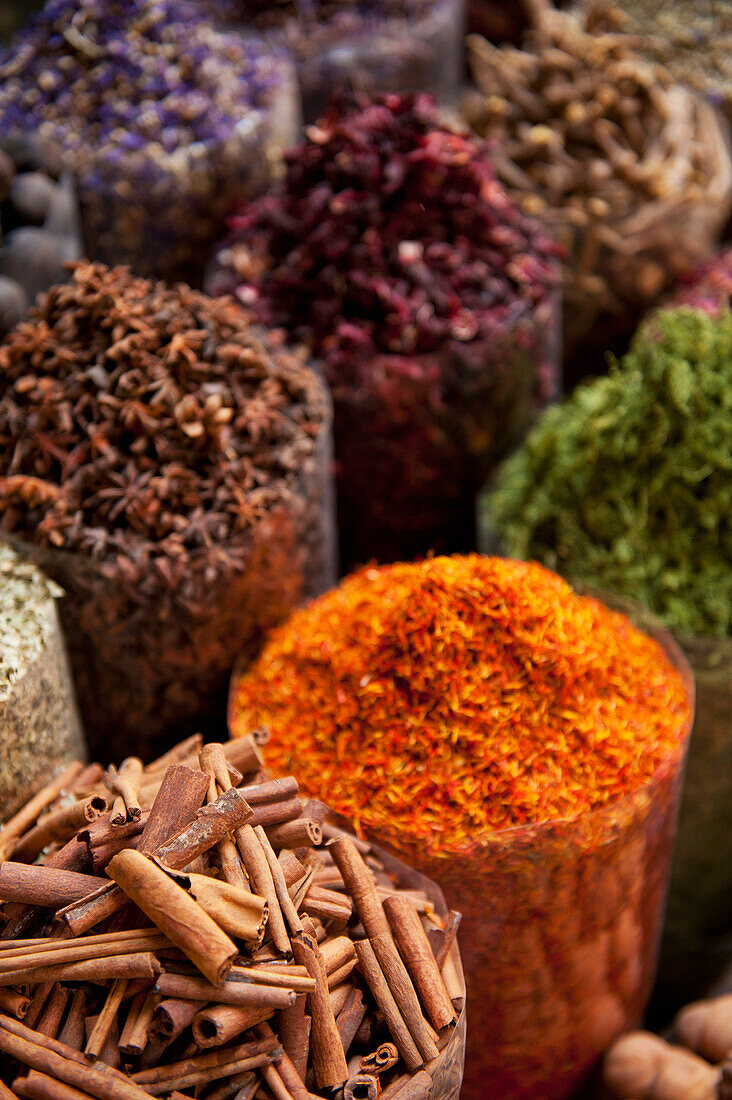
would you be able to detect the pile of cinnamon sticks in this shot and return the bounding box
[0,734,463,1100]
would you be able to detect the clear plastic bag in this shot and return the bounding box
[219,0,465,122]
[371,630,693,1100]
[332,292,560,567]
[8,415,336,765]
[0,547,85,819]
[78,53,299,285]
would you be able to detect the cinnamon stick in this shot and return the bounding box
[430,910,461,971]
[353,940,422,1072]
[198,747,250,893]
[290,917,347,1090]
[0,1019,154,1100]
[335,985,368,1056]
[181,873,267,945]
[248,799,302,831]
[0,989,30,1019]
[226,966,314,992]
[343,1074,378,1100]
[0,931,168,971]
[266,820,322,851]
[108,759,143,827]
[58,989,87,1051]
[238,778,298,808]
[119,990,157,1058]
[0,951,161,986]
[383,895,456,1031]
[192,1004,273,1048]
[319,937,357,975]
[0,763,85,860]
[106,849,237,986]
[35,985,70,1040]
[153,789,253,871]
[196,744,289,957]
[153,974,296,1009]
[12,799,109,863]
[131,1037,281,1095]
[255,827,302,936]
[150,999,198,1043]
[328,838,438,1063]
[58,767,209,935]
[86,980,128,1058]
[203,1072,258,1100]
[0,865,106,908]
[234,825,290,956]
[278,994,310,1080]
[15,1071,96,1100]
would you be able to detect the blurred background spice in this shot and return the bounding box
[210,0,465,122]
[230,554,693,1099]
[0,0,299,285]
[209,92,561,568]
[672,247,732,314]
[0,261,335,761]
[580,0,732,119]
[464,0,732,372]
[484,305,732,1014]
[0,543,84,818]
[0,133,81,335]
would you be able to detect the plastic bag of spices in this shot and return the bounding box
[0,262,336,764]
[229,555,695,1100]
[0,543,85,820]
[0,0,300,286]
[211,0,465,122]
[464,0,732,356]
[208,92,562,568]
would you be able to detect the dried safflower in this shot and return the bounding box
[209,92,561,566]
[230,553,692,1099]
[464,1,732,351]
[0,261,334,760]
[0,0,298,283]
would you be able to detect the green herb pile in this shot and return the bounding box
[485,307,732,637]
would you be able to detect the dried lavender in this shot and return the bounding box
[0,543,84,819]
[0,0,298,284]
[209,92,561,565]
[0,262,334,760]
[214,0,464,120]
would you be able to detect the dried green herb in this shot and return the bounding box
[485,307,732,637]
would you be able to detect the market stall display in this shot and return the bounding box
[0,735,465,1100]
[209,93,561,567]
[484,305,732,1009]
[0,544,84,821]
[0,0,299,284]
[464,0,732,353]
[230,554,694,1099]
[0,261,334,762]
[215,0,464,122]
